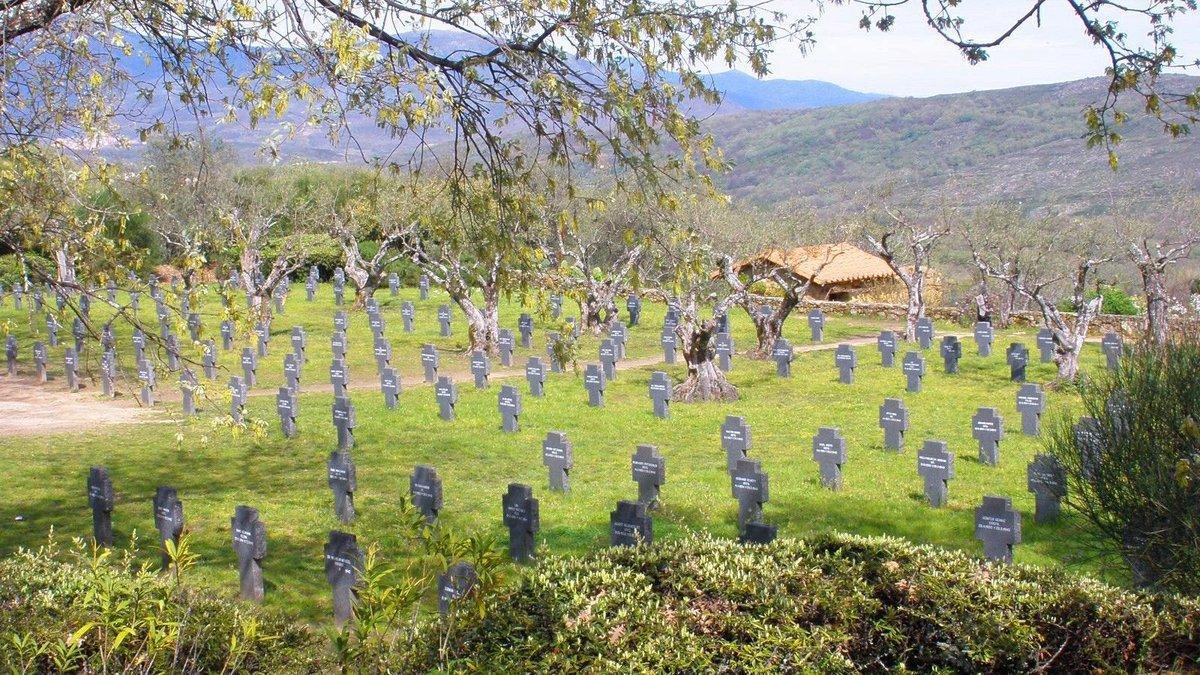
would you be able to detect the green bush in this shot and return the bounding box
[0,253,51,288]
[0,534,324,674]
[1058,284,1140,315]
[436,533,1200,672]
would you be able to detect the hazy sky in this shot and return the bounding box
[751,0,1200,96]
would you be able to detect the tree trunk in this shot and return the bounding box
[1141,266,1170,347]
[750,314,781,360]
[579,283,619,335]
[904,288,922,342]
[456,285,500,355]
[1051,297,1099,382]
[673,317,738,402]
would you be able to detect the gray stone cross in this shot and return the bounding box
[438,561,478,615]
[546,332,564,372]
[5,335,16,375]
[410,464,443,524]
[240,347,258,387]
[649,371,671,418]
[380,367,401,409]
[329,358,349,398]
[438,304,452,336]
[599,339,617,380]
[1016,383,1045,436]
[1027,453,1067,523]
[610,500,652,547]
[137,358,156,405]
[401,301,415,332]
[542,431,573,492]
[64,348,79,392]
[498,384,522,432]
[153,486,184,570]
[231,505,267,602]
[626,295,642,326]
[834,343,857,384]
[917,440,955,507]
[916,317,935,349]
[323,531,361,626]
[334,310,348,331]
[721,415,752,474]
[974,495,1021,563]
[420,344,439,383]
[179,368,198,415]
[1101,332,1123,370]
[1036,328,1055,363]
[902,351,925,392]
[34,341,48,382]
[470,350,491,389]
[609,323,628,359]
[525,357,546,396]
[498,329,515,366]
[254,322,270,357]
[220,320,234,350]
[812,426,847,490]
[972,407,1004,466]
[419,275,429,299]
[332,396,356,448]
[660,326,677,364]
[373,336,393,374]
[277,386,298,437]
[283,352,301,392]
[229,376,248,424]
[584,363,606,407]
[715,331,734,372]
[203,340,218,379]
[518,313,533,347]
[327,449,356,523]
[974,321,994,356]
[772,338,794,377]
[808,308,825,342]
[502,484,539,563]
[1006,342,1028,382]
[291,326,307,363]
[632,444,666,509]
[435,376,458,421]
[88,466,114,547]
[940,335,962,374]
[731,458,770,531]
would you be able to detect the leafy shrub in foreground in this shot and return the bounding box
[436,533,1200,673]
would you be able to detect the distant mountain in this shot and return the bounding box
[700,70,885,111]
[706,75,1200,218]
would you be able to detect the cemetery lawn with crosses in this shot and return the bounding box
[0,287,1106,621]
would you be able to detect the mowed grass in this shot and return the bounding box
[0,285,1108,621]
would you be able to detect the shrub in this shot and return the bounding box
[0,253,53,289]
[0,533,324,674]
[433,533,1200,672]
[1058,284,1140,315]
[1046,335,1200,594]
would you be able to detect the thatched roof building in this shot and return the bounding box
[730,243,899,301]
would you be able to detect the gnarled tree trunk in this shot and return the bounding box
[673,301,739,402]
[578,282,620,335]
[746,292,799,359]
[451,283,501,355]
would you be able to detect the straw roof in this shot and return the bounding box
[733,242,897,286]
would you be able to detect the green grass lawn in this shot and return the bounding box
[0,285,1107,622]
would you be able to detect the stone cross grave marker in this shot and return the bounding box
[187,312,201,341]
[421,344,439,383]
[380,367,401,409]
[153,486,184,570]
[660,326,677,364]
[518,313,533,347]
[46,313,59,346]
[626,294,642,326]
[324,531,361,626]
[64,348,79,392]
[632,444,666,509]
[305,277,316,301]
[137,359,156,405]
[974,495,1021,563]
[438,562,478,615]
[71,317,86,352]
[715,332,734,372]
[80,293,91,318]
[974,321,994,356]
[332,396,356,448]
[812,427,847,490]
[498,328,515,366]
[835,343,857,384]
[333,279,345,306]
[203,340,217,379]
[599,339,617,380]
[277,386,298,437]
[401,301,415,332]
[100,349,116,397]
[649,371,671,418]
[731,458,770,532]
[373,336,392,374]
[438,304,452,336]
[231,505,267,602]
[240,347,258,387]
[1036,328,1055,363]
[88,466,115,547]
[132,328,146,361]
[502,484,539,563]
[274,286,289,313]
[1027,453,1067,523]
[419,275,429,300]
[368,310,385,339]
[389,272,400,296]
[33,341,48,382]
[220,320,233,350]
[410,465,443,524]
[435,376,458,421]
[101,324,114,351]
[542,431,573,492]
[610,500,652,547]
[1075,415,1104,481]
[1016,383,1045,436]
[229,376,247,424]
[5,335,16,375]
[902,351,925,392]
[334,310,348,332]
[106,280,117,303]
[772,338,794,377]
[808,308,825,342]
[525,357,546,396]
[283,353,301,392]
[916,317,935,349]
[1101,332,1123,370]
[291,326,307,363]
[610,323,628,359]
[940,335,962,374]
[972,407,1004,466]
[917,440,955,507]
[254,322,270,357]
[550,293,562,319]
[721,415,751,474]
[470,350,491,388]
[180,368,198,415]
[498,384,522,432]
[714,310,729,334]
[566,316,579,339]
[1006,342,1028,382]
[327,450,356,523]
[584,363,605,407]
[546,332,563,373]
[165,332,181,371]
[129,290,140,311]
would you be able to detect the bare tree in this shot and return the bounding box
[337,229,407,308]
[1120,204,1199,345]
[966,211,1115,381]
[860,206,951,341]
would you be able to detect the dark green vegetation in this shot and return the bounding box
[709,75,1200,218]
[1048,335,1200,595]
[0,286,1111,622]
[4,533,1197,672]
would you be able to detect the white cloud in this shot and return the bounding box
[749,0,1200,96]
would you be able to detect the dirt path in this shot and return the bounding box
[0,331,901,438]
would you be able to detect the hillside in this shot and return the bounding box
[708,76,1200,216]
